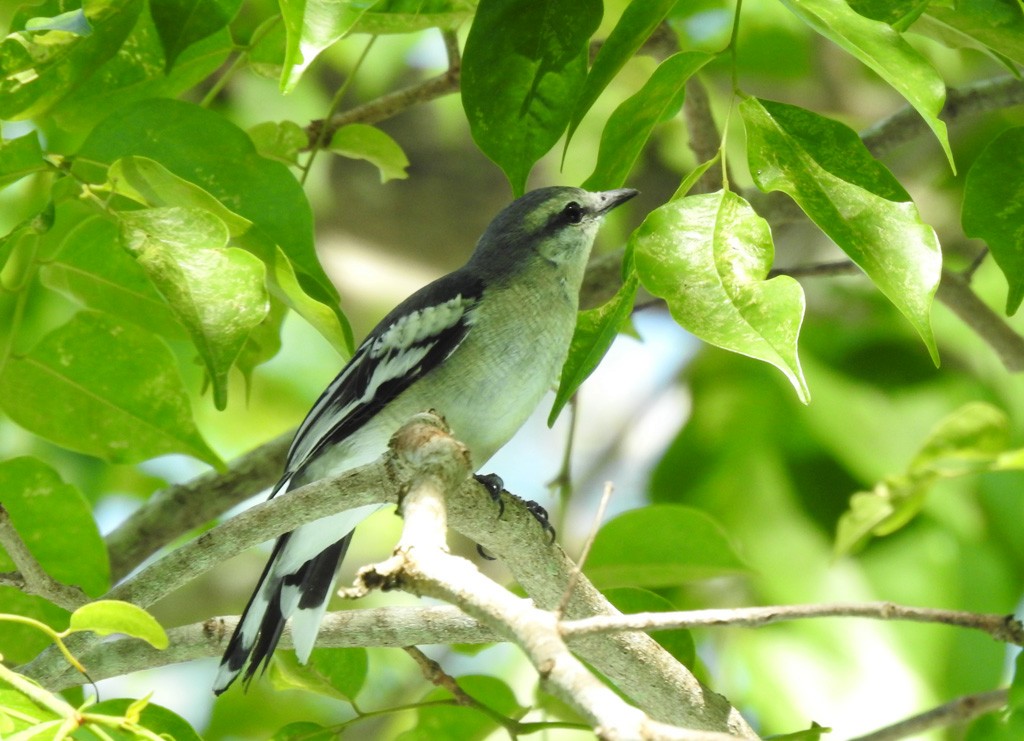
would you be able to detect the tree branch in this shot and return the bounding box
[304,29,461,149]
[560,602,1024,645]
[0,505,88,611]
[344,413,750,741]
[22,415,756,738]
[862,75,1024,158]
[104,431,293,582]
[847,688,1008,741]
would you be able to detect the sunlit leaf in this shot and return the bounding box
[633,189,810,403]
[742,97,941,364]
[923,0,1024,66]
[779,0,954,169]
[462,0,602,195]
[85,698,201,740]
[73,99,340,318]
[119,206,270,410]
[69,601,168,649]
[962,126,1024,315]
[0,0,142,119]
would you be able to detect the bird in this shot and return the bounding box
[213,185,638,693]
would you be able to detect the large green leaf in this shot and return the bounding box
[962,126,1024,315]
[462,0,602,196]
[741,97,941,364]
[585,505,748,588]
[85,699,202,741]
[566,0,678,146]
[779,0,953,169]
[0,0,142,119]
[0,311,221,466]
[149,0,241,71]
[633,189,810,403]
[72,98,339,315]
[119,207,270,410]
[395,675,522,741]
[0,457,110,597]
[583,51,712,191]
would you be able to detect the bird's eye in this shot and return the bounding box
[562,201,584,224]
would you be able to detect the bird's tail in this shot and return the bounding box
[213,529,353,694]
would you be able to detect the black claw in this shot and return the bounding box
[524,500,557,545]
[476,544,497,560]
[475,473,505,517]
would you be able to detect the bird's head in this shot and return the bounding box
[469,186,638,277]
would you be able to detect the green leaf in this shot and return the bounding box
[583,51,712,190]
[349,0,475,35]
[40,207,185,339]
[962,126,1024,315]
[462,0,602,196]
[329,124,410,183]
[0,590,70,663]
[548,273,638,426]
[69,601,168,649]
[603,587,695,668]
[73,98,341,320]
[779,0,954,169]
[566,0,678,146]
[922,0,1024,66]
[272,722,332,741]
[0,131,47,189]
[119,206,270,410]
[279,0,359,93]
[0,0,143,119]
[909,401,1011,476]
[835,402,1020,554]
[0,457,110,597]
[585,505,748,588]
[84,698,201,740]
[269,647,368,702]
[632,189,810,403]
[249,120,309,165]
[742,97,941,364]
[0,311,221,466]
[149,0,241,71]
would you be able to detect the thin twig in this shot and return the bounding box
[560,602,1024,646]
[304,29,462,150]
[0,505,88,611]
[556,481,614,619]
[847,688,1008,741]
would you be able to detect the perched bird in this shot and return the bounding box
[214,186,638,693]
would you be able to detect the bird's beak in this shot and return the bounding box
[595,188,639,215]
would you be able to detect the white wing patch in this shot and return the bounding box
[286,293,478,470]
